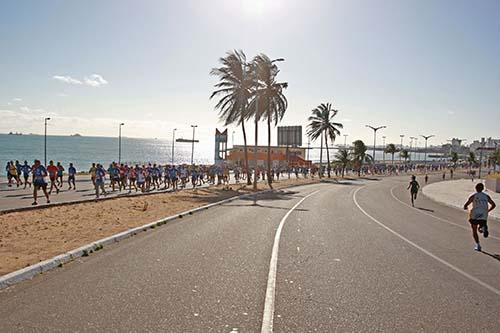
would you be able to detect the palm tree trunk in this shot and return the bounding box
[267,115,273,188]
[325,131,331,178]
[241,120,252,185]
[319,134,323,178]
[253,117,258,190]
[392,153,394,165]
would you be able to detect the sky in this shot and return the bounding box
[1,0,499,149]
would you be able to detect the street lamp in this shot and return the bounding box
[190,125,198,165]
[399,135,405,162]
[44,117,51,166]
[421,134,435,171]
[382,136,386,164]
[366,125,386,162]
[409,136,417,162]
[118,123,125,164]
[343,134,348,148]
[171,128,177,164]
[232,130,235,148]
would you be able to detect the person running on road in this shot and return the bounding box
[95,164,107,198]
[424,174,429,184]
[407,175,420,207]
[56,162,64,186]
[21,160,32,189]
[47,160,59,194]
[463,183,496,251]
[68,163,77,190]
[89,163,97,187]
[32,160,50,205]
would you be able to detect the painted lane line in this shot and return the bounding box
[261,190,320,333]
[389,185,500,242]
[353,187,500,297]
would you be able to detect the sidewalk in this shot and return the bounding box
[422,179,500,220]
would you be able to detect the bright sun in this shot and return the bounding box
[239,0,282,17]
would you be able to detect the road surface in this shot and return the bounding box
[1,174,499,332]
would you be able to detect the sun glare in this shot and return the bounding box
[239,0,283,17]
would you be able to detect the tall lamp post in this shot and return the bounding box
[190,125,198,165]
[421,134,435,171]
[409,136,416,162]
[382,136,386,164]
[118,123,125,164]
[343,134,348,148]
[399,135,405,162]
[44,117,51,166]
[171,128,177,164]
[366,125,386,162]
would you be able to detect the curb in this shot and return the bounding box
[422,181,500,221]
[0,187,278,290]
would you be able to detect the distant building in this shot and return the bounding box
[470,137,500,152]
[226,145,311,168]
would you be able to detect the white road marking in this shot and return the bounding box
[353,186,500,297]
[390,185,500,241]
[261,190,320,333]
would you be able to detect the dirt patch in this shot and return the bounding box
[0,178,319,276]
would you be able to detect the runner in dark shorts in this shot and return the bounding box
[407,175,420,207]
[32,160,50,205]
[68,163,77,190]
[464,183,496,251]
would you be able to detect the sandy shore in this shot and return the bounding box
[0,178,320,276]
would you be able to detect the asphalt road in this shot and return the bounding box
[1,174,499,332]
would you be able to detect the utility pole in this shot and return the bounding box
[343,134,348,148]
[409,136,416,162]
[118,123,124,164]
[44,117,51,166]
[478,137,485,178]
[382,136,386,164]
[366,125,386,162]
[399,135,404,162]
[171,128,177,164]
[421,134,435,172]
[190,125,198,165]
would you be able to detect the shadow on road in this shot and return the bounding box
[482,251,500,263]
[416,207,435,213]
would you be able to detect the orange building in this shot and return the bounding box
[226,145,311,168]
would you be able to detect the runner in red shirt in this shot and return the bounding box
[46,160,60,194]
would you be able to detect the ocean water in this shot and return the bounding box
[0,134,214,173]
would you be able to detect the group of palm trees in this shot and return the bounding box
[210,50,288,189]
[210,50,431,185]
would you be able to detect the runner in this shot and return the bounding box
[21,160,32,189]
[128,165,138,193]
[56,162,64,186]
[32,160,50,205]
[47,160,59,194]
[463,183,497,251]
[407,175,420,207]
[89,163,97,187]
[95,164,107,198]
[8,161,21,187]
[424,174,429,184]
[68,163,77,190]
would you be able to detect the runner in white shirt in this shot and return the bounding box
[463,183,496,251]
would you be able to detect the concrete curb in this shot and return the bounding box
[0,187,278,290]
[422,180,500,220]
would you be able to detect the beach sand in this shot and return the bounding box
[0,177,320,276]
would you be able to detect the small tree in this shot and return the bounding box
[400,149,410,163]
[335,148,351,178]
[385,144,397,165]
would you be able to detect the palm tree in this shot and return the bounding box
[307,103,343,178]
[352,140,373,176]
[335,148,350,177]
[249,54,288,187]
[210,50,253,185]
[385,143,397,165]
[468,152,477,173]
[450,151,459,168]
[400,149,410,163]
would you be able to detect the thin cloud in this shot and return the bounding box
[12,97,22,102]
[447,110,455,115]
[52,74,108,87]
[53,75,82,85]
[83,74,108,87]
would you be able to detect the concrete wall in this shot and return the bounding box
[485,177,500,193]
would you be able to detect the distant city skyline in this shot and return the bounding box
[1,0,499,148]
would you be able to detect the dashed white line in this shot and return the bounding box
[353,186,500,297]
[261,190,320,333]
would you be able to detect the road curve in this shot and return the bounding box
[1,174,499,332]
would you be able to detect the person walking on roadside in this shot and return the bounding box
[424,174,429,184]
[56,162,64,187]
[95,164,107,198]
[89,163,97,187]
[407,175,420,207]
[21,160,32,189]
[68,163,77,190]
[464,183,496,251]
[32,159,50,205]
